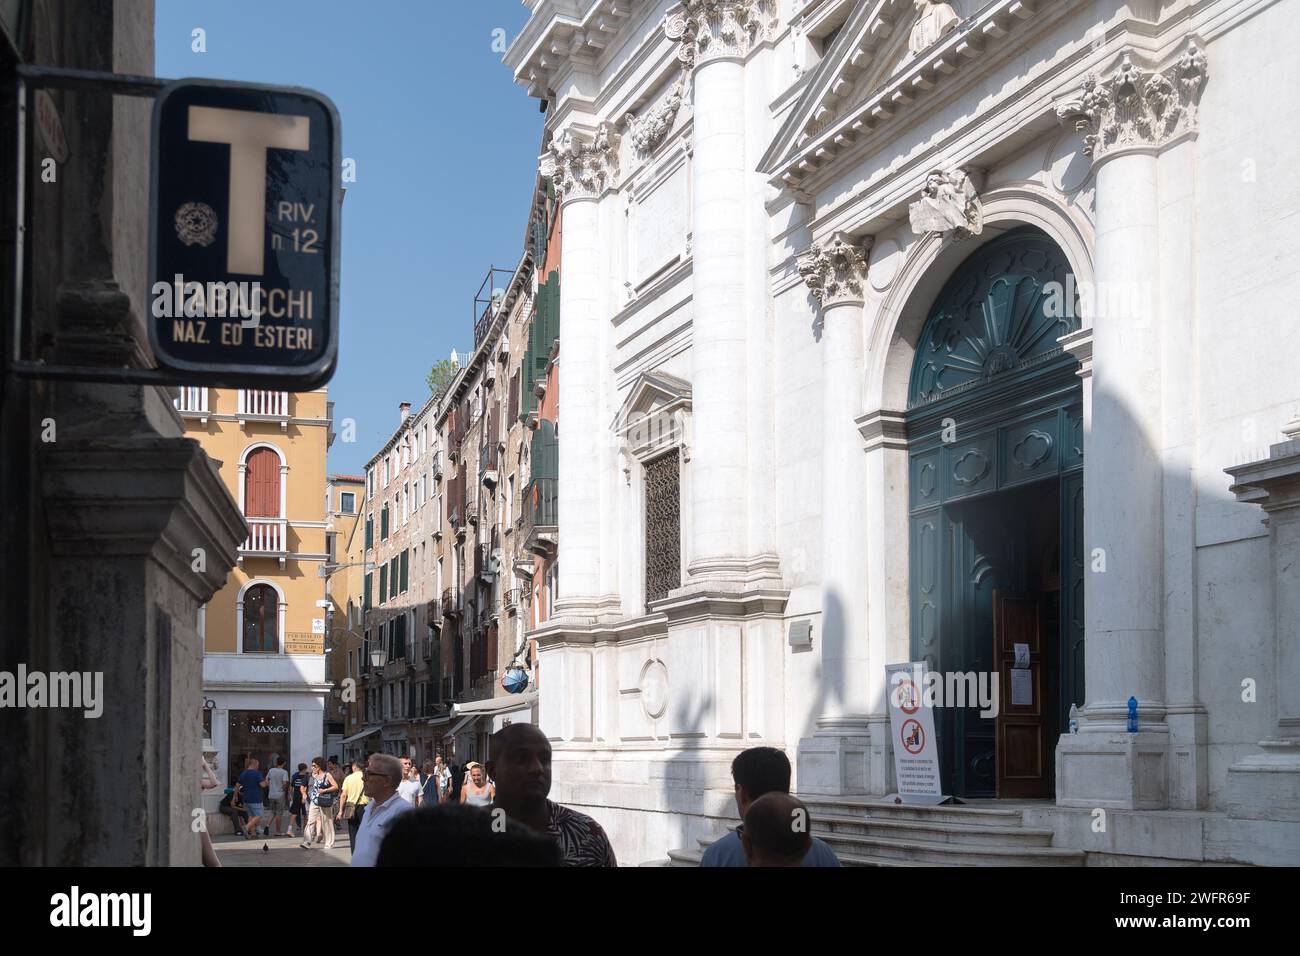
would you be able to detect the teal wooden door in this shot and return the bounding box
[905,227,1085,798]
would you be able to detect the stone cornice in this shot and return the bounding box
[541,122,622,201]
[41,436,246,602]
[506,0,644,99]
[797,231,873,306]
[1055,37,1207,164]
[665,0,779,67]
[762,0,1065,193]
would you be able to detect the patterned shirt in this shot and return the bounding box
[545,800,618,867]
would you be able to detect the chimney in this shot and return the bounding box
[399,402,411,423]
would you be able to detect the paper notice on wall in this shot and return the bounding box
[1011,667,1033,706]
[1013,642,1030,668]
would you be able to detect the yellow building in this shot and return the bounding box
[324,473,366,759]
[176,386,333,788]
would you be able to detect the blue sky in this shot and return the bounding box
[156,1,541,475]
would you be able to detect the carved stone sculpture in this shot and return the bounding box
[1056,40,1208,162]
[908,0,960,56]
[909,167,983,239]
[797,232,873,306]
[540,122,621,201]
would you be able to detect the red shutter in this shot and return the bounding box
[246,448,280,517]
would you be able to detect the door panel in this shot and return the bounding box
[994,590,1054,798]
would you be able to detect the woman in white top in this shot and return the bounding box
[460,762,494,807]
[397,764,422,806]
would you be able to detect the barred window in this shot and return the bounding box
[644,452,681,604]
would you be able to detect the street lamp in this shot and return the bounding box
[370,645,387,669]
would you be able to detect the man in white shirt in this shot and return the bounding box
[397,762,421,806]
[351,753,416,867]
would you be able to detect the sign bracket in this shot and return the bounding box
[5,64,338,389]
[4,65,183,386]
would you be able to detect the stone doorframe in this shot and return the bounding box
[854,188,1097,795]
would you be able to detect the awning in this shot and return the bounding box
[341,725,381,744]
[441,713,479,740]
[451,691,539,716]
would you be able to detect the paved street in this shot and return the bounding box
[213,829,352,867]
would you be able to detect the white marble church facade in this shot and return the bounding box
[505,0,1300,865]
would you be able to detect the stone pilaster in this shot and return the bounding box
[1223,425,1300,828]
[1053,40,1207,810]
[795,233,875,794]
[540,124,623,622]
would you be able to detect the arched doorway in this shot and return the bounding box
[905,226,1085,799]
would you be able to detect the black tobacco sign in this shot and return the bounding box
[149,79,340,387]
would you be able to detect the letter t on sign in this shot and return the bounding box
[187,106,310,275]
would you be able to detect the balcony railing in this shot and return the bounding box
[520,477,558,556]
[238,389,290,426]
[441,588,461,617]
[431,452,443,480]
[174,387,209,416]
[504,588,521,612]
[240,517,288,567]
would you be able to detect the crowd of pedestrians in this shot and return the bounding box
[209,732,834,868]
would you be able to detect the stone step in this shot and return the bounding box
[815,830,1084,866]
[667,847,702,867]
[813,812,1056,847]
[798,795,1029,829]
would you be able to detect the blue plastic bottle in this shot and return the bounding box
[1127,696,1138,732]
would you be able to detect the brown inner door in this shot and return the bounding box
[993,590,1055,798]
[246,447,280,517]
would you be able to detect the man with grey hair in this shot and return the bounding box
[350,752,415,867]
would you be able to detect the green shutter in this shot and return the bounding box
[380,506,388,540]
[531,420,558,480]
[389,558,398,599]
[400,549,409,593]
[364,573,372,611]
[364,516,373,550]
[379,566,387,602]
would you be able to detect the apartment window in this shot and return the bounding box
[327,532,336,563]
[364,573,372,611]
[403,482,410,524]
[379,564,388,603]
[242,584,278,654]
[381,504,389,540]
[364,515,374,551]
[400,549,409,593]
[367,469,375,500]
[340,491,356,513]
[381,459,389,488]
[390,557,398,599]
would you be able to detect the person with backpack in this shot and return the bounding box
[301,756,340,849]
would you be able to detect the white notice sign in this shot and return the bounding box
[1011,668,1033,706]
[885,662,946,805]
[312,618,325,635]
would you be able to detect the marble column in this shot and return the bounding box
[541,124,620,619]
[1054,42,1207,809]
[794,233,873,793]
[668,0,776,586]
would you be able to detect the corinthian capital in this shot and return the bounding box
[540,122,621,202]
[665,0,778,68]
[1056,39,1207,162]
[797,232,873,307]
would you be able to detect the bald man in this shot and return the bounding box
[741,793,814,868]
[491,723,617,867]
